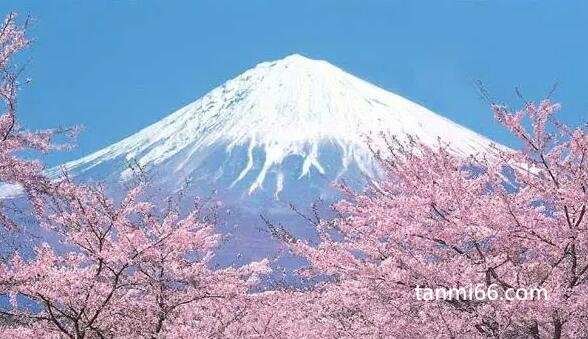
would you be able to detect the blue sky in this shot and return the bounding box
[1,1,587,166]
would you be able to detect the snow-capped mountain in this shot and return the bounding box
[45,54,506,264]
[58,54,501,192]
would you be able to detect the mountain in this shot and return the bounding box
[19,54,508,264]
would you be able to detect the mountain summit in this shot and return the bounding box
[59,54,501,197]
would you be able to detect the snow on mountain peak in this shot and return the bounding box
[55,54,504,196]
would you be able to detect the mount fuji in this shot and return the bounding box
[41,54,506,264]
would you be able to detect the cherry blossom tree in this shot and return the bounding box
[0,12,61,327]
[0,12,270,338]
[0,12,55,234]
[1,180,270,339]
[287,100,588,338]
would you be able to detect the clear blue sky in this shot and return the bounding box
[1,1,587,166]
